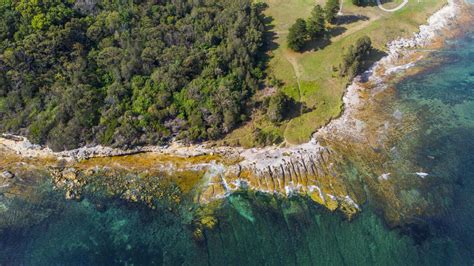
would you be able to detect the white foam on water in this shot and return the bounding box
[416,172,429,178]
[378,173,391,181]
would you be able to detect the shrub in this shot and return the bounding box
[307,5,326,38]
[287,19,308,52]
[325,0,340,24]
[267,92,291,123]
[340,36,372,79]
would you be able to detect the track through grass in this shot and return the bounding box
[226,0,447,146]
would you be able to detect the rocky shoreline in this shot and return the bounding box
[0,0,462,161]
[317,0,461,142]
[0,0,466,219]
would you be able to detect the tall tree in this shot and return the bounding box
[287,18,308,52]
[267,91,290,123]
[352,0,363,6]
[307,4,326,38]
[355,35,372,55]
[340,36,372,79]
[324,0,340,24]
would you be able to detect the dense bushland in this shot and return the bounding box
[0,0,265,150]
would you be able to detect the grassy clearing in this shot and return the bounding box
[226,0,446,146]
[220,110,287,148]
[284,80,344,143]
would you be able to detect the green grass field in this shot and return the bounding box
[379,0,407,9]
[223,0,446,146]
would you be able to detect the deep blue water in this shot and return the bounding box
[1,23,474,266]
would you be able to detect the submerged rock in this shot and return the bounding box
[95,203,107,212]
[50,167,85,201]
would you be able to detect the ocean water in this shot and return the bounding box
[388,29,474,262]
[0,189,467,265]
[1,26,474,266]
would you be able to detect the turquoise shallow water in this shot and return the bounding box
[0,189,471,265]
[1,25,474,266]
[389,29,474,262]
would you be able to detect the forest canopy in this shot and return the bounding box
[0,0,266,150]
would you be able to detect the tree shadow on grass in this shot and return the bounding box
[334,15,369,26]
[300,26,347,52]
[301,37,332,52]
[327,26,347,38]
[283,99,313,121]
[262,15,278,52]
[358,0,379,7]
[255,3,279,87]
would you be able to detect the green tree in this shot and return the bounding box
[31,13,50,30]
[340,36,372,79]
[352,0,363,6]
[307,4,326,38]
[267,91,291,123]
[287,18,308,52]
[254,128,283,146]
[324,0,340,24]
[355,35,372,55]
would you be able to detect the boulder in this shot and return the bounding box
[1,171,14,179]
[1,134,23,141]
